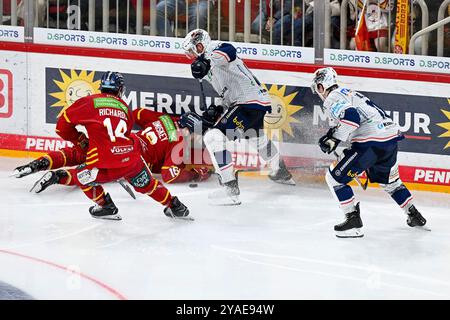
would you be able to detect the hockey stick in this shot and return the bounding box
[333,151,368,191]
[198,79,207,111]
[235,164,329,178]
[118,180,136,199]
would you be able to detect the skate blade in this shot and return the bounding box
[412,225,431,232]
[273,178,296,186]
[91,214,122,221]
[335,228,364,238]
[11,168,31,178]
[171,216,195,221]
[208,197,241,206]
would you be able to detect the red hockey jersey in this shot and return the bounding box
[56,93,141,169]
[133,108,183,174]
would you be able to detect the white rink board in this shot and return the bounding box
[1,49,449,171]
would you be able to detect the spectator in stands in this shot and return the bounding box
[156,0,213,37]
[17,0,46,27]
[271,0,340,48]
[251,0,292,45]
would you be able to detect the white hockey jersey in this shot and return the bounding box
[203,41,271,110]
[324,87,402,146]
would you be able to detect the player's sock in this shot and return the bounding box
[143,179,173,206]
[89,193,121,220]
[13,157,50,178]
[334,185,356,213]
[334,202,364,238]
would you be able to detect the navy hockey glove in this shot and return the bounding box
[178,112,214,134]
[318,127,340,154]
[203,104,224,123]
[191,56,211,79]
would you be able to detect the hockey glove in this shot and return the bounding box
[203,104,224,123]
[178,112,214,134]
[318,127,340,154]
[76,132,89,152]
[191,56,211,79]
[191,166,211,182]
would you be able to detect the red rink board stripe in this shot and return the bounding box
[1,41,450,83]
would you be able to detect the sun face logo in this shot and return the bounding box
[49,69,100,117]
[436,99,450,150]
[263,84,303,141]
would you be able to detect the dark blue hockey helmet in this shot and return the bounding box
[100,71,125,97]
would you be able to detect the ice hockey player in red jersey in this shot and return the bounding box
[14,109,211,185]
[133,108,211,184]
[18,71,190,220]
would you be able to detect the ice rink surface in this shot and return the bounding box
[0,157,449,300]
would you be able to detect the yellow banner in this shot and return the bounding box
[394,0,409,54]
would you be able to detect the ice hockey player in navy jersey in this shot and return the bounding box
[312,67,427,238]
[179,29,294,205]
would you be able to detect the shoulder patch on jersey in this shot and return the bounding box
[93,97,129,114]
[330,101,348,118]
[214,43,237,62]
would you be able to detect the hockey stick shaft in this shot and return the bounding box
[118,180,136,199]
[198,79,207,111]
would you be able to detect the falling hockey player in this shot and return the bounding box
[13,108,211,185]
[311,67,427,238]
[179,28,295,205]
[15,71,190,221]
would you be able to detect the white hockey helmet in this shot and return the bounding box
[311,67,338,101]
[182,29,211,59]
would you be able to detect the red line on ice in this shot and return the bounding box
[0,249,127,300]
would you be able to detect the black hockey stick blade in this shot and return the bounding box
[118,180,136,199]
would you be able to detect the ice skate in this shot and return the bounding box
[13,158,50,178]
[334,203,364,238]
[30,170,67,193]
[209,179,241,206]
[164,196,192,221]
[89,193,122,221]
[406,205,429,230]
[268,159,295,186]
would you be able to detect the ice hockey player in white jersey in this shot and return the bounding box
[311,67,427,238]
[179,29,294,205]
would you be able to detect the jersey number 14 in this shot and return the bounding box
[103,118,128,142]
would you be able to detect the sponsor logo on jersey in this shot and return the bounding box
[347,170,357,178]
[111,145,134,155]
[0,69,13,118]
[159,115,178,142]
[94,97,129,114]
[233,116,245,130]
[130,168,151,188]
[152,120,168,142]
